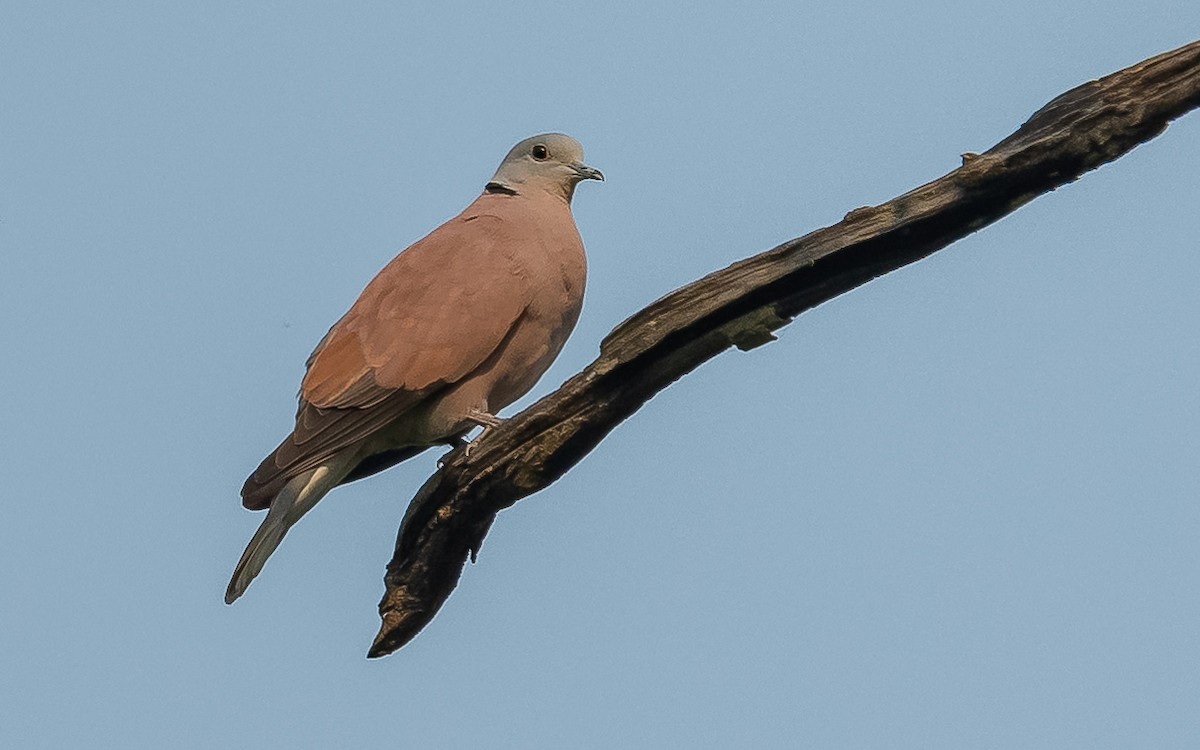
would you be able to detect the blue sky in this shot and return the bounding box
[3,3,1199,748]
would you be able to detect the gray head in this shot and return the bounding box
[488,133,604,203]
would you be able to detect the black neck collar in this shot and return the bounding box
[484,181,518,196]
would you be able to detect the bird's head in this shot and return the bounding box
[488,133,604,203]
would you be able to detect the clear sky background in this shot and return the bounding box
[3,3,1199,748]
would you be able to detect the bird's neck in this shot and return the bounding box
[484,181,518,196]
[484,178,575,205]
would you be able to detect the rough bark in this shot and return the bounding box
[369,40,1200,658]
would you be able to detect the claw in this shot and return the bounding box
[463,409,504,457]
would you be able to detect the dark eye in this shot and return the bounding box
[531,144,549,160]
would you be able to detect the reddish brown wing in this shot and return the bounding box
[242,209,532,508]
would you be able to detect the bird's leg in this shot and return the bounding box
[467,408,503,429]
[463,408,504,457]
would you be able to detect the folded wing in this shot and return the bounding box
[242,212,530,508]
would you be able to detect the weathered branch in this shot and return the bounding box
[369,40,1200,658]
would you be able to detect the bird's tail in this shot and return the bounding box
[225,464,339,604]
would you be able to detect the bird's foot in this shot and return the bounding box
[463,409,505,457]
[434,411,505,468]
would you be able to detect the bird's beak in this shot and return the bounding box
[570,162,605,182]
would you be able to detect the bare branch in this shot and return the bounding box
[369,40,1200,658]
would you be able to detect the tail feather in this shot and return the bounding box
[225,464,338,604]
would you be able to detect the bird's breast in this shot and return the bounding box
[467,199,587,412]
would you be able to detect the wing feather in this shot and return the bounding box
[242,204,533,508]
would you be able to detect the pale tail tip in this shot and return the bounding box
[224,580,245,605]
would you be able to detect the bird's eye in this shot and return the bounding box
[531,144,549,160]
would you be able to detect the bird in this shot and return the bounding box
[226,133,603,604]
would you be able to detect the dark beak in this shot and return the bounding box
[570,162,605,182]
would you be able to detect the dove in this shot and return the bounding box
[226,133,602,604]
